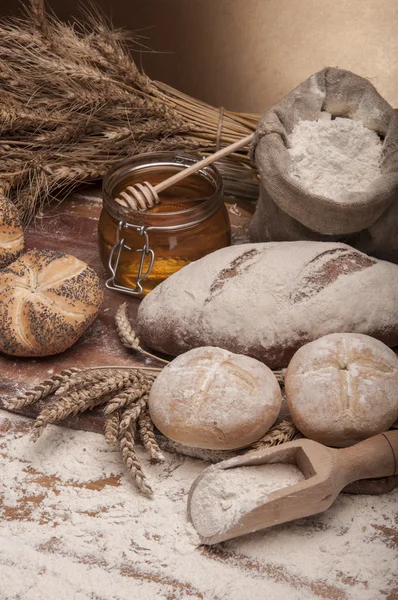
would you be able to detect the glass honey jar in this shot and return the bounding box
[99,152,231,296]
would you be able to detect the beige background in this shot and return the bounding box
[1,0,397,112]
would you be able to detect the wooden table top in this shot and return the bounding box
[0,189,397,600]
[1,409,397,600]
[0,187,253,430]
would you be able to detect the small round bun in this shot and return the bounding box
[0,249,104,357]
[0,195,24,268]
[285,333,398,447]
[148,346,282,450]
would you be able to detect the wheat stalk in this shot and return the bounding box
[55,368,113,396]
[104,410,121,448]
[31,391,107,441]
[119,397,147,434]
[249,421,298,450]
[115,303,170,365]
[115,303,140,349]
[138,408,165,463]
[64,371,134,402]
[104,380,153,415]
[55,367,142,397]
[120,427,153,496]
[274,370,285,386]
[0,1,259,223]
[4,368,80,409]
[28,0,48,38]
[12,364,159,495]
[30,370,143,440]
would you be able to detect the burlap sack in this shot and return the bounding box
[249,67,398,263]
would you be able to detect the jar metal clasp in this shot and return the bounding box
[105,220,155,296]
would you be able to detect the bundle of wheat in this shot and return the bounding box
[0,0,260,223]
[4,303,293,496]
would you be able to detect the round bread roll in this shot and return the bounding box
[285,333,398,447]
[0,195,24,268]
[0,249,103,357]
[148,346,282,450]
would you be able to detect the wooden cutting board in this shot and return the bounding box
[0,187,396,496]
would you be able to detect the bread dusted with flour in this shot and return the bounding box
[285,333,398,447]
[0,249,103,357]
[137,241,398,368]
[0,195,24,267]
[148,347,282,450]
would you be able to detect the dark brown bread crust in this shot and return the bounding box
[290,248,376,303]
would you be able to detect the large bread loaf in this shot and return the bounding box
[137,242,398,368]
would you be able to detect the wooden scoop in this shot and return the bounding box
[187,431,398,545]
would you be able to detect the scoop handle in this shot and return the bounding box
[337,431,398,486]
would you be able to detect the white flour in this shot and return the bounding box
[1,410,397,600]
[189,463,304,538]
[287,117,382,201]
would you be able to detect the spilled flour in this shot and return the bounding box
[1,410,397,600]
[190,464,304,538]
[288,117,382,201]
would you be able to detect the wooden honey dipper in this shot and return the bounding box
[115,133,254,211]
[188,431,398,545]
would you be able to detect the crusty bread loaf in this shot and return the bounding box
[0,195,24,268]
[285,333,398,447]
[0,249,103,357]
[137,241,398,369]
[148,346,282,450]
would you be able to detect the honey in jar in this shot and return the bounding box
[99,152,231,296]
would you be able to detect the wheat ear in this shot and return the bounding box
[55,368,122,396]
[104,410,121,447]
[103,382,152,415]
[250,421,298,450]
[274,370,285,386]
[29,0,48,37]
[31,393,107,441]
[138,408,165,463]
[31,372,133,441]
[120,427,153,496]
[119,396,147,434]
[115,303,169,364]
[4,368,80,409]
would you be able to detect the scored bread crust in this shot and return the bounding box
[137,242,398,369]
[148,346,282,450]
[0,195,24,268]
[285,333,398,447]
[0,249,104,357]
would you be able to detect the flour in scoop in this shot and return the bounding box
[190,463,305,538]
[287,117,382,201]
